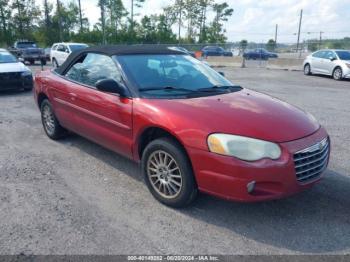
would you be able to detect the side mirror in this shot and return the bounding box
[218,71,225,77]
[18,57,25,62]
[96,79,128,97]
[330,57,337,61]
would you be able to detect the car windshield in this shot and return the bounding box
[69,44,88,52]
[336,51,350,60]
[0,52,17,63]
[115,54,240,98]
[17,42,37,48]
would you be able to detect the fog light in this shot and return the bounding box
[247,181,256,194]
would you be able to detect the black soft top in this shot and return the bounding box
[55,45,187,75]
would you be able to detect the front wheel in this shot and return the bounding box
[142,138,197,208]
[40,99,67,140]
[333,67,343,81]
[304,64,312,75]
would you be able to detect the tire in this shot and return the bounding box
[41,59,47,66]
[52,58,59,68]
[141,137,197,208]
[40,99,67,140]
[29,60,35,65]
[304,64,312,75]
[333,67,343,81]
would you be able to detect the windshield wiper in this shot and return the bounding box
[197,85,242,92]
[139,86,196,93]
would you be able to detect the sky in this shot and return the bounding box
[45,0,350,43]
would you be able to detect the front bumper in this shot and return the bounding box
[0,72,33,91]
[343,67,350,78]
[188,127,329,202]
[22,54,46,61]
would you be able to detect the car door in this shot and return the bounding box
[63,53,133,158]
[310,51,325,73]
[55,45,65,65]
[61,44,70,64]
[321,50,337,75]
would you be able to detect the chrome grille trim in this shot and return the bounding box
[293,137,330,183]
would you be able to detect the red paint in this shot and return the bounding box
[34,70,330,202]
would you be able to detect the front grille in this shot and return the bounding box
[0,72,21,81]
[293,137,329,183]
[0,72,23,89]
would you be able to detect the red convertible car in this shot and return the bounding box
[34,45,330,207]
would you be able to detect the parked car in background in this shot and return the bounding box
[50,42,88,67]
[8,41,46,65]
[34,45,329,207]
[303,49,350,80]
[0,49,33,91]
[243,48,278,60]
[170,46,196,57]
[201,46,233,57]
[44,48,51,61]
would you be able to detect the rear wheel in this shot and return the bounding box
[333,67,343,80]
[40,99,67,140]
[304,64,312,75]
[41,59,47,66]
[142,138,197,208]
[29,60,35,65]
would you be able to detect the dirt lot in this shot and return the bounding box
[0,64,350,255]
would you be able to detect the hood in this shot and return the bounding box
[146,89,319,143]
[0,62,29,73]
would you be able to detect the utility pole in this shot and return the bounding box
[296,9,303,54]
[56,0,63,41]
[274,24,278,45]
[319,31,324,49]
[78,0,83,32]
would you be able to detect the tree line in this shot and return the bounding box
[0,0,233,47]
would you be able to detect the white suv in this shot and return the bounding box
[50,43,88,67]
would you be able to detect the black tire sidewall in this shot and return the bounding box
[141,138,197,208]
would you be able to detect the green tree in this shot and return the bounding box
[266,39,276,51]
[206,2,233,43]
[11,0,41,40]
[0,0,11,45]
[130,0,145,31]
[198,0,213,43]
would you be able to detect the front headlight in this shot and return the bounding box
[21,70,32,77]
[207,134,281,161]
[345,63,350,69]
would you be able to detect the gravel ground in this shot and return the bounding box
[0,64,349,255]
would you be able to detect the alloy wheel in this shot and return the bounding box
[42,104,55,135]
[147,150,183,199]
[333,68,342,80]
[304,64,310,75]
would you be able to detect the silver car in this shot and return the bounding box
[303,49,350,80]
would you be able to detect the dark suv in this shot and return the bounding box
[8,41,46,65]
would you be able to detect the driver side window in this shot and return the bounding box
[65,53,123,88]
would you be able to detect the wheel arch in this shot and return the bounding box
[137,126,187,160]
[136,125,198,189]
[37,92,49,108]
